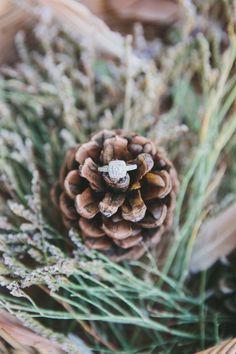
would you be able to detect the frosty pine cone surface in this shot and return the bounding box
[54,130,179,261]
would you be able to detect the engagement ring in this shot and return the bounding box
[98,160,137,181]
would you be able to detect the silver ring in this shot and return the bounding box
[98,160,137,181]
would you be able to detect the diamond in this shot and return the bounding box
[108,160,126,180]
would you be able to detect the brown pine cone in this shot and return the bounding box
[53,130,179,262]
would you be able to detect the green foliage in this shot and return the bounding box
[0,1,236,353]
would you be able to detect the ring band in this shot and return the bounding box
[98,160,137,181]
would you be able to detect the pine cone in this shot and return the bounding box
[53,130,178,261]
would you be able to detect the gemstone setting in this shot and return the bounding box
[108,160,127,180]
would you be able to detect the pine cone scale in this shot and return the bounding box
[105,174,130,191]
[121,190,147,222]
[144,172,165,187]
[79,158,104,191]
[75,187,99,219]
[59,193,77,220]
[75,141,101,165]
[102,136,132,163]
[99,192,125,217]
[64,170,84,199]
[133,153,154,182]
[114,234,143,249]
[138,204,167,228]
[79,217,105,237]
[102,219,133,240]
[86,237,112,250]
